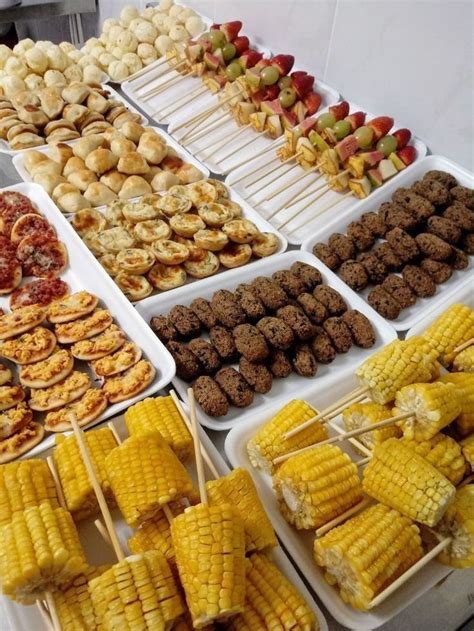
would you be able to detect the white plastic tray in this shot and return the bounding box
[0,410,328,631]
[0,183,175,458]
[135,250,397,431]
[225,102,428,244]
[224,393,452,630]
[301,155,474,331]
[0,84,144,157]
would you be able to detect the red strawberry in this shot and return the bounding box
[292,74,315,98]
[345,111,366,130]
[329,100,349,121]
[397,146,417,166]
[264,84,280,100]
[220,21,242,42]
[367,116,394,141]
[233,36,250,56]
[303,91,322,115]
[239,49,263,69]
[290,70,307,79]
[210,23,221,30]
[272,54,295,76]
[392,128,412,150]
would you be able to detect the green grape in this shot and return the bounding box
[222,43,236,62]
[226,61,243,81]
[376,134,398,157]
[208,30,227,49]
[333,120,352,140]
[261,66,280,86]
[354,125,374,148]
[278,76,292,90]
[279,88,297,108]
[317,112,336,130]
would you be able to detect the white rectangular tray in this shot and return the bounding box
[224,394,452,630]
[0,183,175,458]
[301,155,474,331]
[0,410,328,631]
[135,250,397,431]
[225,102,428,245]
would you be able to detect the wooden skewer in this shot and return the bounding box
[264,163,321,201]
[183,111,232,144]
[268,173,324,219]
[284,176,329,209]
[278,187,332,232]
[326,420,373,457]
[46,456,66,509]
[250,163,301,200]
[315,497,373,538]
[452,337,474,355]
[197,123,252,156]
[136,58,189,92]
[141,71,192,101]
[231,154,279,187]
[355,456,372,467]
[36,600,55,631]
[158,85,208,117]
[228,136,285,172]
[187,388,207,504]
[44,592,62,631]
[214,132,266,165]
[245,151,303,189]
[312,191,356,216]
[94,518,112,547]
[107,421,121,446]
[128,53,177,83]
[173,87,244,133]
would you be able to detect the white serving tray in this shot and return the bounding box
[0,183,175,458]
[225,102,428,245]
[301,155,474,331]
[0,410,328,631]
[135,250,397,431]
[0,84,144,157]
[224,393,452,630]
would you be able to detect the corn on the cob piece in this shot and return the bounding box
[0,459,58,527]
[422,303,474,366]
[355,337,439,404]
[314,503,423,610]
[54,428,116,521]
[171,502,246,628]
[460,434,474,470]
[247,400,328,474]
[453,346,474,373]
[127,501,185,564]
[228,552,318,630]
[0,502,87,603]
[362,438,456,526]
[272,444,362,530]
[399,434,466,485]
[125,396,193,461]
[89,551,184,630]
[173,613,214,631]
[206,468,277,553]
[342,402,401,452]
[436,486,474,568]
[394,381,462,441]
[439,373,474,436]
[105,432,194,528]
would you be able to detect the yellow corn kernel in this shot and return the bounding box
[128,501,185,564]
[453,346,474,373]
[437,486,474,568]
[399,434,466,485]
[460,434,474,470]
[439,373,474,436]
[423,303,474,366]
[342,402,401,452]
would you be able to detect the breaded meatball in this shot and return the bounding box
[328,233,356,262]
[313,285,347,316]
[378,201,419,232]
[423,170,458,190]
[190,298,218,329]
[357,252,388,284]
[373,242,403,271]
[211,289,246,328]
[312,242,341,271]
[150,315,177,343]
[234,283,266,321]
[193,376,229,417]
[233,324,269,362]
[296,293,328,324]
[420,259,453,284]
[291,344,318,377]
[323,317,353,353]
[268,350,292,378]
[451,185,474,210]
[169,305,201,339]
[381,275,416,308]
[342,310,376,348]
[290,261,322,291]
[276,305,315,340]
[385,228,420,262]
[367,286,402,320]
[251,277,289,310]
[415,233,452,261]
[215,367,254,408]
[360,211,387,237]
[449,247,469,270]
[461,233,474,255]
[272,270,306,298]
[402,265,437,298]
[339,260,368,292]
[310,328,336,363]
[392,188,434,221]
[412,179,451,206]
[443,203,474,232]
[167,341,201,382]
[346,221,375,251]
[238,357,273,393]
[427,216,462,244]
[256,316,294,350]
[188,338,221,375]
[209,326,237,361]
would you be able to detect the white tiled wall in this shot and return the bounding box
[99,0,473,170]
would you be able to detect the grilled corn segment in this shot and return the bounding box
[247,400,328,474]
[171,503,246,628]
[125,396,193,461]
[453,346,474,373]
[437,486,474,568]
[89,551,184,630]
[206,468,277,552]
[422,303,474,366]
[362,438,456,526]
[54,428,116,521]
[314,504,423,610]
[127,501,185,564]
[228,552,318,630]
[105,432,194,528]
[0,502,87,603]
[460,434,474,470]
[342,402,401,452]
[0,459,58,527]
[439,373,474,436]
[273,445,363,530]
[399,434,466,485]
[395,381,462,440]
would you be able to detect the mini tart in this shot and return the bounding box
[168,185,189,199]
[207,178,229,199]
[0,363,12,386]
[0,385,25,411]
[98,227,135,253]
[251,232,280,257]
[48,291,99,324]
[29,370,91,411]
[219,198,242,218]
[122,202,160,223]
[0,305,46,340]
[218,243,252,269]
[44,388,108,432]
[198,203,233,228]
[105,201,127,226]
[116,248,155,274]
[92,342,142,377]
[0,403,33,441]
[147,263,186,291]
[151,240,189,265]
[184,251,219,279]
[99,254,120,277]
[133,219,171,244]
[55,309,113,344]
[186,181,218,207]
[83,234,107,257]
[169,213,205,237]
[0,327,56,365]
[115,272,153,301]
[0,421,43,464]
[19,348,74,388]
[222,219,259,244]
[103,360,155,403]
[193,229,228,252]
[71,209,107,236]
[71,324,126,361]
[158,194,191,217]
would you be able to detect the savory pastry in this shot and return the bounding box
[222,219,258,244]
[198,203,233,228]
[122,202,160,223]
[71,209,107,236]
[218,243,252,268]
[103,359,155,403]
[169,213,205,237]
[116,248,155,274]
[118,175,152,200]
[100,170,128,194]
[84,182,117,207]
[92,342,142,377]
[158,194,191,217]
[29,370,91,411]
[133,219,171,243]
[19,348,74,388]
[0,305,46,340]
[193,229,228,252]
[44,388,108,431]
[186,181,218,207]
[115,272,153,301]
[147,263,186,291]
[10,278,69,310]
[98,227,136,253]
[47,291,99,323]
[67,169,98,192]
[183,251,219,278]
[251,232,280,258]
[99,254,120,277]
[55,309,113,343]
[0,385,25,411]
[0,327,56,364]
[151,239,189,265]
[71,324,126,361]
[85,148,119,175]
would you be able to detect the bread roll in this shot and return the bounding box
[85,148,119,175]
[84,182,117,206]
[46,128,80,144]
[17,105,49,128]
[63,156,86,177]
[48,142,74,168]
[73,135,107,160]
[33,172,65,195]
[137,132,168,164]
[150,171,179,192]
[30,158,62,178]
[23,150,49,174]
[117,151,149,175]
[57,190,90,213]
[68,169,98,192]
[120,121,144,143]
[62,82,90,104]
[39,92,64,119]
[100,170,127,194]
[86,92,109,114]
[110,135,136,156]
[52,182,77,201]
[118,175,151,200]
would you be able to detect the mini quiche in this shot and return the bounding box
[44,388,108,432]
[92,342,142,377]
[0,305,46,340]
[71,324,126,361]
[48,291,99,324]
[55,309,113,344]
[29,371,91,411]
[19,348,74,388]
[0,327,56,364]
[103,360,155,403]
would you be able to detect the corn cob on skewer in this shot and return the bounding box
[436,486,474,568]
[399,433,467,485]
[453,346,474,373]
[461,434,474,470]
[342,402,401,453]
[422,303,474,366]
[439,373,474,436]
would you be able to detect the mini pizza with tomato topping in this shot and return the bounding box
[10,278,69,310]
[0,191,35,217]
[16,234,68,278]
[11,214,56,244]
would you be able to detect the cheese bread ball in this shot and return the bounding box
[24,47,48,74]
[0,75,25,97]
[102,18,119,34]
[120,5,140,27]
[13,39,35,56]
[44,69,66,87]
[46,46,69,71]
[137,43,157,65]
[134,21,158,44]
[5,56,28,79]
[64,64,83,82]
[155,35,173,56]
[83,64,106,84]
[122,53,142,74]
[108,60,129,82]
[24,73,45,90]
[186,16,205,37]
[117,31,138,53]
[0,45,11,69]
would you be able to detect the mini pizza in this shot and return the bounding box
[29,370,91,411]
[11,214,56,244]
[0,402,33,440]
[0,204,39,237]
[44,388,108,432]
[10,278,69,310]
[19,348,74,388]
[55,309,113,344]
[92,342,142,377]
[0,235,18,259]
[103,359,155,403]
[48,291,99,324]
[0,327,56,364]
[0,305,46,340]
[0,421,43,464]
[0,385,25,411]
[0,362,12,386]
[0,251,22,295]
[71,324,126,361]
[16,234,68,278]
[0,191,35,217]
[115,272,153,301]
